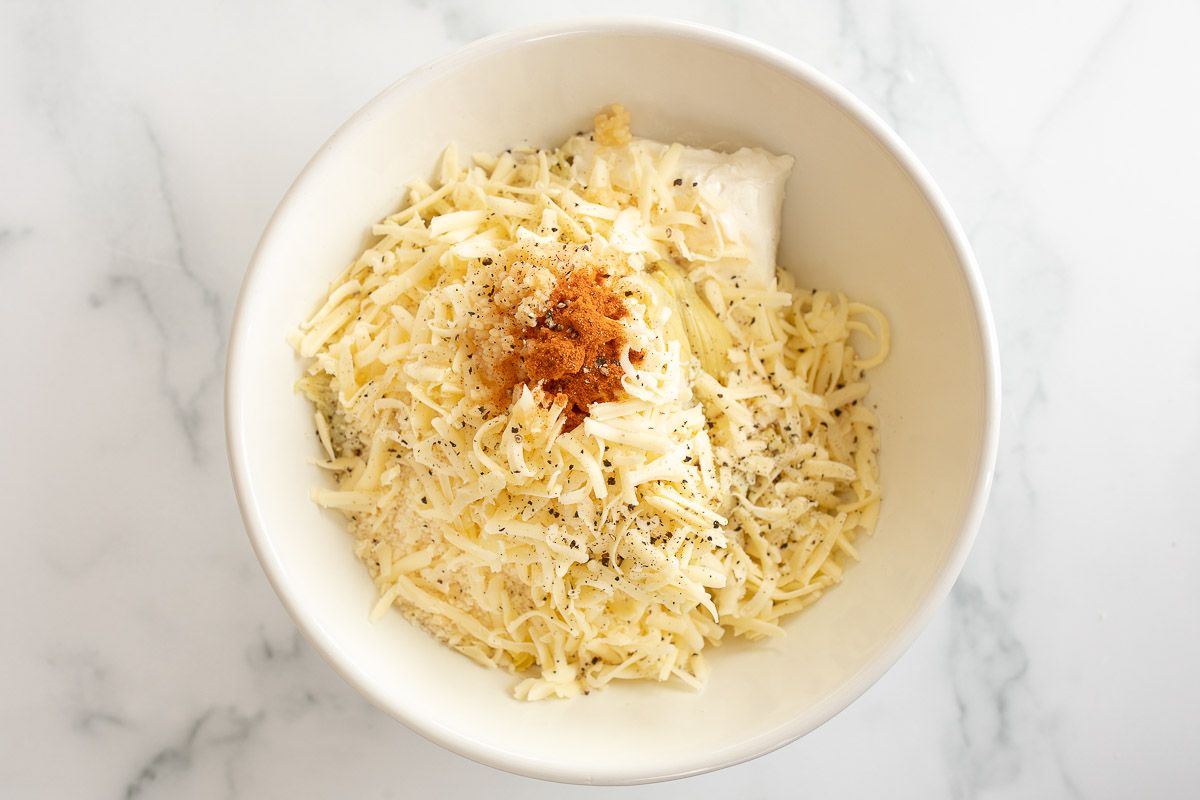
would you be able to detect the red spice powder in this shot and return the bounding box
[478,265,640,430]
[522,269,632,430]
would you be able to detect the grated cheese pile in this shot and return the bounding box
[292,106,890,699]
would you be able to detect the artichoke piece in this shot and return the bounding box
[651,261,733,376]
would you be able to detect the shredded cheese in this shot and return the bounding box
[293,107,890,699]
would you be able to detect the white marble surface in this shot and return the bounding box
[3,0,1198,796]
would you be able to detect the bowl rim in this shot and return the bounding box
[225,15,1001,786]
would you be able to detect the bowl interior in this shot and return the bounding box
[228,22,994,785]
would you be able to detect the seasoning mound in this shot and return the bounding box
[465,242,640,429]
[522,266,638,429]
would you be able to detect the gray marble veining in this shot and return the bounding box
[2,1,1198,797]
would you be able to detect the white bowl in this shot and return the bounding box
[226,18,999,786]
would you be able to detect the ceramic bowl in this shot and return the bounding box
[226,17,1000,785]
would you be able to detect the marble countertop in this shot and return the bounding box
[4,1,1198,797]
